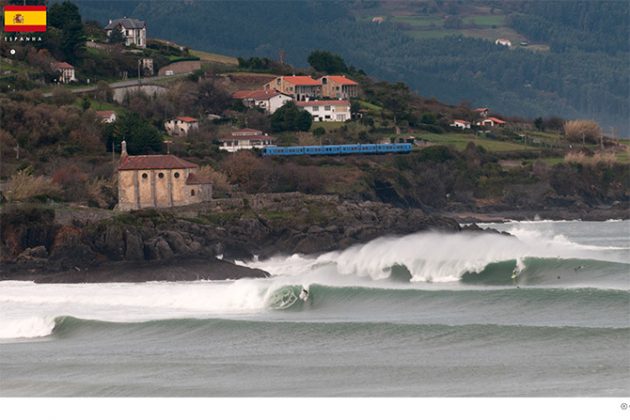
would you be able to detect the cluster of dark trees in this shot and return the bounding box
[270,103,312,132]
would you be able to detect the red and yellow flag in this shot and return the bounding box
[3,5,47,32]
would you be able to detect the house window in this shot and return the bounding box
[141,173,148,179]
[324,106,331,111]
[158,172,164,179]
[312,106,319,111]
[191,189,195,196]
[174,172,180,178]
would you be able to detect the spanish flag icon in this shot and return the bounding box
[4,5,47,32]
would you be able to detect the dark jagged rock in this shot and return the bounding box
[0,193,484,281]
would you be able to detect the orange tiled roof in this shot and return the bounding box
[321,75,358,86]
[96,110,116,118]
[118,155,198,171]
[176,116,198,123]
[282,76,320,86]
[486,117,506,124]
[52,61,74,69]
[232,89,288,100]
[219,134,276,141]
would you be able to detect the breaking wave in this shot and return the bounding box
[245,229,629,284]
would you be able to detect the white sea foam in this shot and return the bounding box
[1,222,627,339]
[245,227,628,282]
[0,316,57,339]
[0,279,292,339]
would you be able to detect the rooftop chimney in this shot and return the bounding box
[121,140,128,158]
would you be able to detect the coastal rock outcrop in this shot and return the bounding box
[1,193,464,281]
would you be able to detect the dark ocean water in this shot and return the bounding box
[1,220,629,396]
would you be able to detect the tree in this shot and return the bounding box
[534,117,544,131]
[48,1,86,63]
[81,96,91,111]
[313,127,326,137]
[271,102,312,132]
[107,25,125,45]
[106,113,163,154]
[307,50,348,74]
[563,120,602,144]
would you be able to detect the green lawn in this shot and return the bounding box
[357,100,383,111]
[391,15,443,29]
[416,132,536,152]
[462,15,506,27]
[73,98,126,113]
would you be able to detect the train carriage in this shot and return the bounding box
[262,143,412,157]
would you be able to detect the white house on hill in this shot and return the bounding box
[51,62,76,84]
[232,89,293,114]
[96,110,117,124]
[105,18,147,48]
[296,100,351,122]
[164,116,199,136]
[218,128,276,152]
[450,120,471,129]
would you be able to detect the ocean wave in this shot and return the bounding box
[18,314,630,342]
[2,283,627,340]
[244,230,629,283]
[0,316,57,339]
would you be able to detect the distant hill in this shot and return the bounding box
[73,0,629,136]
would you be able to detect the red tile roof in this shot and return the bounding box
[175,116,198,123]
[219,135,276,142]
[296,100,350,107]
[232,89,289,100]
[52,61,74,69]
[118,155,198,171]
[282,76,320,86]
[474,108,489,112]
[486,117,506,124]
[321,75,358,86]
[232,90,256,99]
[186,173,213,185]
[96,110,116,118]
[453,119,469,124]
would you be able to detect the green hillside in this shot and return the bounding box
[72,0,629,136]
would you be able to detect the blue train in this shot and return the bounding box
[262,143,412,156]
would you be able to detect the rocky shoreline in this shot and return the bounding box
[1,193,626,283]
[1,193,462,282]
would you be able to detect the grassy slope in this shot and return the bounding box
[190,49,239,66]
[353,4,544,48]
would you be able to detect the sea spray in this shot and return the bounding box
[246,229,628,282]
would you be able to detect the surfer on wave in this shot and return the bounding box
[299,287,309,302]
